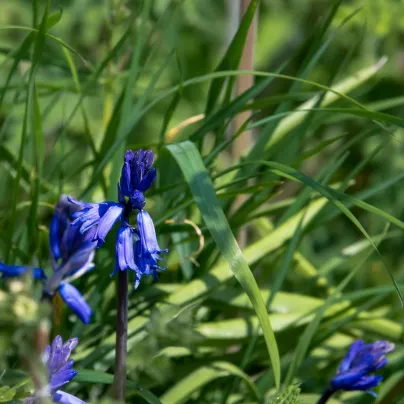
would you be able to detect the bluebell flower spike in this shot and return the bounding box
[68,150,167,290]
[317,339,394,404]
[58,283,92,324]
[26,335,86,403]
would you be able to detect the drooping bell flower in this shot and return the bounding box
[41,196,97,324]
[70,149,168,289]
[1,197,95,324]
[317,339,395,403]
[133,210,168,289]
[25,335,86,404]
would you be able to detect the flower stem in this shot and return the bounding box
[317,388,335,404]
[113,269,128,401]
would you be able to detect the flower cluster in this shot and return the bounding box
[70,149,167,289]
[0,195,96,324]
[319,339,394,402]
[26,335,85,404]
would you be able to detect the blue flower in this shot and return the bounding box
[120,149,156,201]
[26,335,86,403]
[0,262,46,280]
[42,196,98,323]
[69,198,124,248]
[49,196,97,278]
[330,339,394,395]
[57,283,92,324]
[112,224,136,275]
[133,210,168,289]
[70,149,168,289]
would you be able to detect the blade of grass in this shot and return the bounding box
[167,141,281,388]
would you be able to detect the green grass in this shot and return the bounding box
[0,1,403,403]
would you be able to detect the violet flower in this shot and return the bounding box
[70,149,167,289]
[317,339,395,403]
[1,196,96,324]
[25,335,86,404]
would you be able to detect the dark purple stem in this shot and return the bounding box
[317,388,335,404]
[113,269,128,401]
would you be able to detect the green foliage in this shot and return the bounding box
[0,0,404,403]
[268,385,302,404]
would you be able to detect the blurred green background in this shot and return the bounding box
[0,0,404,403]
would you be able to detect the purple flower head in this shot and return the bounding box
[26,335,86,403]
[133,210,168,289]
[330,339,394,396]
[120,149,156,195]
[69,197,124,248]
[0,262,46,281]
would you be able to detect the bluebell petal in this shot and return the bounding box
[349,375,383,391]
[0,262,29,278]
[133,240,166,289]
[53,390,86,404]
[46,337,78,377]
[47,335,63,374]
[137,210,168,259]
[129,190,145,210]
[49,360,77,391]
[70,201,124,247]
[141,149,154,170]
[50,209,64,262]
[33,268,47,280]
[338,339,365,373]
[94,204,124,246]
[120,160,132,196]
[58,283,92,324]
[138,168,156,192]
[369,341,395,355]
[0,262,46,280]
[114,224,136,272]
[331,370,365,390]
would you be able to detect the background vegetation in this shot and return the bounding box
[0,0,404,403]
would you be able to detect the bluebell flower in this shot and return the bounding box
[69,198,125,248]
[0,262,46,280]
[0,196,96,324]
[120,149,156,207]
[42,196,98,323]
[26,335,86,404]
[58,283,92,324]
[133,210,168,289]
[329,340,394,396]
[70,149,168,289]
[49,196,97,278]
[111,224,136,276]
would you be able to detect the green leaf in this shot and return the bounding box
[268,385,302,404]
[0,386,16,402]
[75,370,161,404]
[166,141,281,388]
[160,361,260,404]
